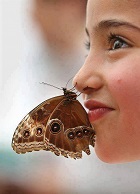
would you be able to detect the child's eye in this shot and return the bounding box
[108,33,130,51]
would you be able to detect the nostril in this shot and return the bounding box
[83,86,90,91]
[82,86,96,94]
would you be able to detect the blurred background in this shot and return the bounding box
[1,0,140,193]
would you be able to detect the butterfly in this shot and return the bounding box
[12,86,95,159]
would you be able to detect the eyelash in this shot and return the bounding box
[84,41,90,50]
[108,33,130,51]
[84,33,131,51]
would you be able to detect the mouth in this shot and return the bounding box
[84,100,114,122]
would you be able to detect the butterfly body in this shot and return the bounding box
[12,88,95,159]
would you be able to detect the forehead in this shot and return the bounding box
[87,0,140,28]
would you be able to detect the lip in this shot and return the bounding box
[84,100,114,122]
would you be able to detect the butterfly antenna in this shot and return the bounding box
[40,82,63,90]
[69,82,77,92]
[77,92,81,97]
[65,76,74,88]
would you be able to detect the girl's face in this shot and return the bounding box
[73,0,140,163]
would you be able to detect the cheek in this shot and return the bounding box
[108,67,140,143]
[109,68,140,111]
[95,67,140,163]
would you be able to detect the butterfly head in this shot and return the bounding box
[62,87,77,101]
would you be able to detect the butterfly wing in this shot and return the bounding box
[12,95,95,159]
[45,98,95,159]
[12,95,65,154]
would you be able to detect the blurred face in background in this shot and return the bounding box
[32,0,87,54]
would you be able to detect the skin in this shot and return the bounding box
[73,0,140,163]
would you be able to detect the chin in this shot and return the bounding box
[94,144,126,164]
[94,145,140,164]
[95,149,114,164]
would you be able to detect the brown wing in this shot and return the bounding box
[12,95,95,159]
[11,95,66,154]
[45,99,95,159]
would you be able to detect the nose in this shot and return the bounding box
[73,57,103,94]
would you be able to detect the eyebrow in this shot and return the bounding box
[85,19,140,36]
